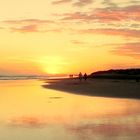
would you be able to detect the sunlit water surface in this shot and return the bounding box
[0,80,140,140]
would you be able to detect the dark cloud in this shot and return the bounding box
[10,25,62,33]
[130,0,140,4]
[11,25,39,33]
[73,0,93,7]
[130,24,140,28]
[52,0,72,5]
[79,28,140,38]
[111,42,140,59]
[102,0,118,8]
[61,12,89,21]
[4,19,53,25]
[61,5,140,22]
[52,0,93,6]
[3,19,61,33]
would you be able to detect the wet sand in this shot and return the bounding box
[43,78,140,99]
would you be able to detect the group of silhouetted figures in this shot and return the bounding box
[79,72,88,81]
[69,72,88,81]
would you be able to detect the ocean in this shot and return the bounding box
[0,79,140,140]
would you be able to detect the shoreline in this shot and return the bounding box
[43,78,140,100]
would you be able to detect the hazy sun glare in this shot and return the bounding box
[35,56,68,74]
[43,66,61,74]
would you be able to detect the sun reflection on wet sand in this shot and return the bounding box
[0,80,140,140]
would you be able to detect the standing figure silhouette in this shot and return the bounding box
[79,72,83,81]
[84,73,87,81]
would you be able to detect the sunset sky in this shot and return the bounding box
[0,0,140,75]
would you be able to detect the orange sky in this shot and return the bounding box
[0,0,140,75]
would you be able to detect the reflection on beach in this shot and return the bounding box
[0,80,140,140]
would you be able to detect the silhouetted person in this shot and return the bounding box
[84,73,87,81]
[69,74,73,78]
[79,72,82,81]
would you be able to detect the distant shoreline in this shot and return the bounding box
[89,68,140,80]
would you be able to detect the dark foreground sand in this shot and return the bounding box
[43,78,140,99]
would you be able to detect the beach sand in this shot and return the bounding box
[43,78,140,99]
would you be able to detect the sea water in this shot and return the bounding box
[0,80,140,140]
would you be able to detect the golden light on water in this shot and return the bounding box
[0,80,140,140]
